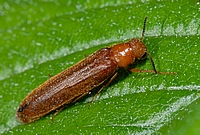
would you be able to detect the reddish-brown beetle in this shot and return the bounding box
[16,17,173,123]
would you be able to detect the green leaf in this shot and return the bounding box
[0,0,199,134]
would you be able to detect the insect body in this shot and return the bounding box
[16,17,161,123]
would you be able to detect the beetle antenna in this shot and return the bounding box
[146,52,158,74]
[141,17,148,40]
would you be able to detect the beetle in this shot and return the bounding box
[16,17,173,123]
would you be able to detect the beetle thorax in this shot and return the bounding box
[111,43,135,68]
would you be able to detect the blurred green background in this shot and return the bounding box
[0,0,199,134]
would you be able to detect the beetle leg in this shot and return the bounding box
[130,68,176,74]
[71,92,90,104]
[52,72,119,122]
[90,72,118,105]
[48,74,53,78]
[51,106,65,123]
[51,92,89,122]
[84,54,88,58]
[130,68,157,73]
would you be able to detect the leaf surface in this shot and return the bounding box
[0,0,199,134]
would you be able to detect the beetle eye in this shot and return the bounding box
[141,52,147,59]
